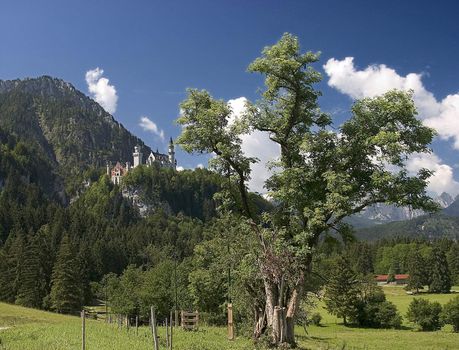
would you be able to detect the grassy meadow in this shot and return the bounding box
[1,286,459,350]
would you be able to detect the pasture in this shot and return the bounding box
[1,286,459,350]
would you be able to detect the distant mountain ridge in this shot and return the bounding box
[356,194,459,241]
[0,76,153,196]
[348,192,455,228]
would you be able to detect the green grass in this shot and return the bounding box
[1,287,459,350]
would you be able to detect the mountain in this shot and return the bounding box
[355,212,459,241]
[0,76,152,197]
[348,192,455,228]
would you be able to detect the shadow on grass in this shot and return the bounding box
[334,323,412,331]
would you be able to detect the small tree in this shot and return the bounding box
[324,256,359,325]
[406,298,443,331]
[406,248,426,293]
[429,246,451,293]
[441,296,459,332]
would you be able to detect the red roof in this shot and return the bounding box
[374,274,409,281]
[375,274,388,281]
[394,274,409,280]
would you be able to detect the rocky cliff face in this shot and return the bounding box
[352,192,455,226]
[0,76,152,197]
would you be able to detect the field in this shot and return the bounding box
[1,286,459,350]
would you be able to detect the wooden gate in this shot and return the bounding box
[181,310,199,330]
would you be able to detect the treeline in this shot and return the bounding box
[317,236,459,290]
[0,133,237,315]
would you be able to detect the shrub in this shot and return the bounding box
[406,298,443,331]
[441,296,459,332]
[374,301,402,329]
[309,312,322,326]
[352,284,402,329]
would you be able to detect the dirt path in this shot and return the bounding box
[0,327,10,331]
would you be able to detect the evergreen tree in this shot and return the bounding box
[429,245,451,293]
[50,235,83,314]
[15,234,47,308]
[447,243,459,285]
[324,256,360,325]
[0,231,26,302]
[406,248,426,293]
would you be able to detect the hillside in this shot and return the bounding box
[0,76,152,196]
[356,213,459,241]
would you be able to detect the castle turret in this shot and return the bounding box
[133,146,143,168]
[168,137,176,169]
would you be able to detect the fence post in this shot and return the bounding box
[166,317,169,349]
[175,309,179,328]
[228,303,234,340]
[81,310,86,350]
[150,306,159,350]
[170,311,173,350]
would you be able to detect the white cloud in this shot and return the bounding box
[196,163,204,169]
[85,68,118,114]
[227,97,280,193]
[176,166,185,172]
[323,57,459,195]
[139,116,165,141]
[406,153,459,196]
[323,57,459,144]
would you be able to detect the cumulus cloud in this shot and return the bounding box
[323,57,459,195]
[406,153,459,196]
[196,163,204,169]
[227,97,280,193]
[323,57,458,144]
[85,68,118,114]
[139,116,165,141]
[176,166,185,171]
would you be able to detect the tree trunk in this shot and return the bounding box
[253,306,266,339]
[260,272,304,347]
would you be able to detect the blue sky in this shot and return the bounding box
[1,0,459,194]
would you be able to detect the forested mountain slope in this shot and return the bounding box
[0,76,152,195]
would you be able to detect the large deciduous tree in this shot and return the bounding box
[176,33,437,346]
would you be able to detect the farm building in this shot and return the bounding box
[374,274,409,285]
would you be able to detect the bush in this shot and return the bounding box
[309,312,322,326]
[374,301,402,328]
[406,298,443,331]
[352,285,402,329]
[441,296,459,332]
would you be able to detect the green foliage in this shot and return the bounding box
[406,298,443,331]
[406,248,427,293]
[441,295,459,332]
[447,243,459,285]
[49,235,83,314]
[324,256,360,325]
[309,312,322,326]
[428,245,451,293]
[176,33,437,343]
[353,283,402,329]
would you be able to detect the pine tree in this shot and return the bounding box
[50,235,83,314]
[0,231,25,302]
[15,234,47,308]
[429,245,451,293]
[406,248,426,293]
[324,255,360,325]
[447,243,459,285]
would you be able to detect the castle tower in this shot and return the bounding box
[168,137,176,169]
[133,145,143,168]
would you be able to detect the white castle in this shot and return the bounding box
[108,138,176,185]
